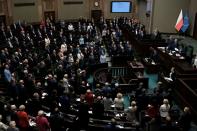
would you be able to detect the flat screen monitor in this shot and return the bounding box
[111,1,132,13]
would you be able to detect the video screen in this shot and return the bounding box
[111,1,132,13]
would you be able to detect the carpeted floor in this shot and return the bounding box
[144,71,158,92]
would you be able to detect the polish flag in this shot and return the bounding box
[175,10,184,31]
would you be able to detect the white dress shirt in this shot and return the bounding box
[159,104,170,118]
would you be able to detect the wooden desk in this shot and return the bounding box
[112,56,132,67]
[156,47,197,76]
[126,29,197,76]
[174,78,197,122]
[157,47,185,62]
[128,61,144,73]
[142,58,159,74]
[89,118,138,131]
[175,61,197,75]
[122,29,167,57]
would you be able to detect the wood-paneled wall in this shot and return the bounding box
[2,0,136,24]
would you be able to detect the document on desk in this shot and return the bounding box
[180,56,184,59]
[164,77,173,82]
[175,53,180,57]
[76,98,80,102]
[175,48,179,51]
[29,120,36,127]
[145,58,149,62]
[116,125,124,128]
[111,104,115,108]
[45,112,51,117]
[158,47,165,50]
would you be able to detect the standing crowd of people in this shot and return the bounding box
[0,16,193,131]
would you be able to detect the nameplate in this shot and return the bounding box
[64,1,83,5]
[14,3,35,7]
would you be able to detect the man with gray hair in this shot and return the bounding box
[35,110,50,131]
[7,121,19,131]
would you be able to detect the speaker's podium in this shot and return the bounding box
[91,10,102,24]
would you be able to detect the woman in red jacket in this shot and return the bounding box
[84,89,94,107]
[16,105,29,131]
[35,110,50,131]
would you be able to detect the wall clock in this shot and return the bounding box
[94,1,99,7]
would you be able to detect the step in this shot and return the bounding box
[0,87,7,91]
[0,90,7,95]
[106,57,111,62]
[108,62,112,67]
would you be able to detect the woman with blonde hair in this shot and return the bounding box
[114,93,124,110]
[159,99,170,121]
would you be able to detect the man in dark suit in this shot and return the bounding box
[179,107,192,131]
[105,118,119,131]
[77,98,89,130]
[92,96,104,119]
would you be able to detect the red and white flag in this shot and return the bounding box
[175,10,184,31]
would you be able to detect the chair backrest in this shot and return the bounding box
[185,45,193,57]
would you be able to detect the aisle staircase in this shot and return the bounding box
[0,77,9,104]
[105,46,112,67]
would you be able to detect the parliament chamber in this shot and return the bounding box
[0,0,197,131]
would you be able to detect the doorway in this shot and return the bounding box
[193,13,197,39]
[91,10,102,24]
[0,15,6,26]
[44,11,55,22]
